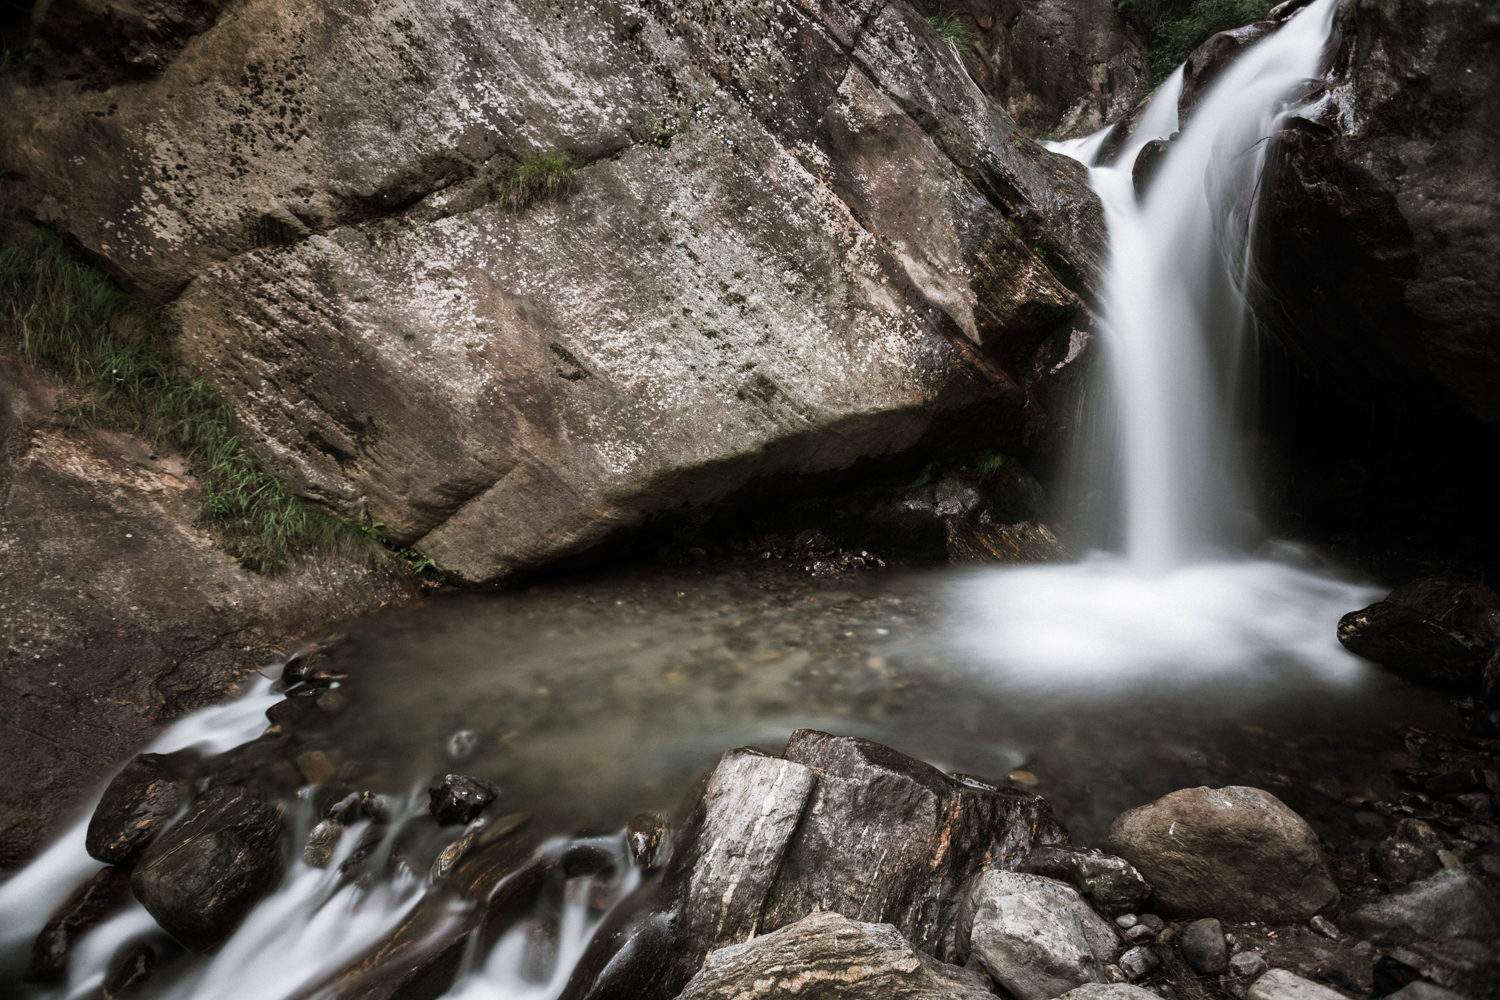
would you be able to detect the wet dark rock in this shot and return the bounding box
[103,941,156,999]
[303,819,345,869]
[560,732,1067,1000]
[946,519,1071,565]
[295,750,339,787]
[1178,21,1278,123]
[625,813,669,871]
[1106,785,1338,922]
[561,844,615,879]
[957,870,1119,1000]
[1118,945,1159,980]
[1339,580,1500,689]
[360,791,393,823]
[265,696,315,727]
[1132,139,1172,201]
[85,751,199,866]
[1371,839,1443,884]
[327,791,362,824]
[130,787,286,952]
[1124,923,1154,943]
[1339,868,1500,945]
[1178,918,1228,974]
[430,820,486,883]
[428,774,498,826]
[316,826,549,1000]
[520,917,561,984]
[1016,844,1152,916]
[1391,937,1500,1000]
[24,865,132,982]
[675,910,995,1000]
[204,738,304,801]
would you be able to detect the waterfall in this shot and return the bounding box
[955,0,1380,688]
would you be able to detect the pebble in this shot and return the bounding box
[1179,917,1228,974]
[1309,915,1338,939]
[1125,924,1155,943]
[303,820,344,868]
[1229,951,1267,979]
[1138,914,1165,930]
[1119,946,1159,979]
[1116,914,1139,929]
[428,774,499,826]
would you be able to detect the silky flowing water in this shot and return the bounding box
[0,1,1460,997]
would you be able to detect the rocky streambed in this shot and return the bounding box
[4,558,1498,1000]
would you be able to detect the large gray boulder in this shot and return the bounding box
[0,0,1106,586]
[1105,786,1338,922]
[1338,868,1500,946]
[956,870,1119,1000]
[1248,970,1355,1000]
[674,911,995,1000]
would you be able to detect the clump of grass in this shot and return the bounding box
[495,152,576,210]
[0,218,378,572]
[924,10,974,56]
[1116,0,1275,84]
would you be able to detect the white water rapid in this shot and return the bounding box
[956,0,1380,689]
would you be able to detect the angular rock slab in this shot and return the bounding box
[560,732,1067,1000]
[130,787,284,952]
[675,911,994,1000]
[1339,868,1500,946]
[956,870,1119,1000]
[1106,786,1337,922]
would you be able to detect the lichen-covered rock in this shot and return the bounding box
[675,911,995,1000]
[956,870,1120,1000]
[130,787,285,952]
[1105,785,1338,922]
[1,0,1105,587]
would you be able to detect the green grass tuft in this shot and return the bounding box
[0,218,380,573]
[495,152,577,210]
[1117,0,1276,85]
[925,10,974,56]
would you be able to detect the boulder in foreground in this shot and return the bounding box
[1105,785,1337,922]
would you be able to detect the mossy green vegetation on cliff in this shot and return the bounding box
[0,219,374,572]
[495,152,576,210]
[1118,0,1275,83]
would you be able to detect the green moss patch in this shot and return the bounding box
[495,152,577,211]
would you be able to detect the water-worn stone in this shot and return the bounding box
[85,751,199,866]
[1059,986,1162,1000]
[130,787,285,952]
[428,774,498,826]
[1248,969,1350,1000]
[1179,918,1228,974]
[1118,946,1158,980]
[1371,839,1443,884]
[1178,21,1278,123]
[1132,140,1172,201]
[1017,844,1152,916]
[957,870,1119,1000]
[1389,939,1499,1000]
[560,732,1067,1000]
[24,866,132,982]
[1105,785,1338,922]
[303,820,344,869]
[1339,868,1500,946]
[1338,580,1500,689]
[675,911,995,1000]
[103,941,156,999]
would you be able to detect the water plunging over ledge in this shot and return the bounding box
[2,2,1449,997]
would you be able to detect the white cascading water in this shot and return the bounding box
[955,0,1380,689]
[0,3,1386,996]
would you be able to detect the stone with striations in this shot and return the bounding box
[85,752,199,866]
[674,911,995,1000]
[1106,786,1338,922]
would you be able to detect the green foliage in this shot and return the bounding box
[924,11,974,55]
[1117,0,1275,84]
[0,219,378,572]
[359,522,438,574]
[495,152,577,210]
[1,48,37,75]
[647,111,691,147]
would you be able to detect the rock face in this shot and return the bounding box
[1253,0,1500,429]
[1,0,1106,587]
[0,352,416,869]
[674,911,995,1000]
[956,870,1120,1000]
[559,731,1067,1000]
[1338,868,1500,946]
[130,787,286,952]
[1015,844,1151,916]
[943,0,1149,137]
[1177,22,1277,122]
[1105,785,1338,922]
[1338,579,1500,688]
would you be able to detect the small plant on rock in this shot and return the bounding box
[495,152,576,211]
[924,9,974,56]
[648,111,691,147]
